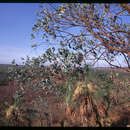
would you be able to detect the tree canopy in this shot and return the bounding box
[31,3,130,73]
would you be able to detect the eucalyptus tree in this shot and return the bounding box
[31,3,130,73]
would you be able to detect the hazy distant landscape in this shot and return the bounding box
[0,64,129,85]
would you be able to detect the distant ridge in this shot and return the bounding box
[0,64,23,67]
[0,64,129,73]
[94,67,129,73]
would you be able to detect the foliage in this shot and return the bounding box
[31,3,130,73]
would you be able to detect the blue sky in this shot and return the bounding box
[0,3,47,64]
[0,3,129,67]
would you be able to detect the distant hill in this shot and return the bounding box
[0,64,12,85]
[0,64,24,72]
[94,67,129,73]
[0,64,13,72]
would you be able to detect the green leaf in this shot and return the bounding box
[31,44,38,48]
